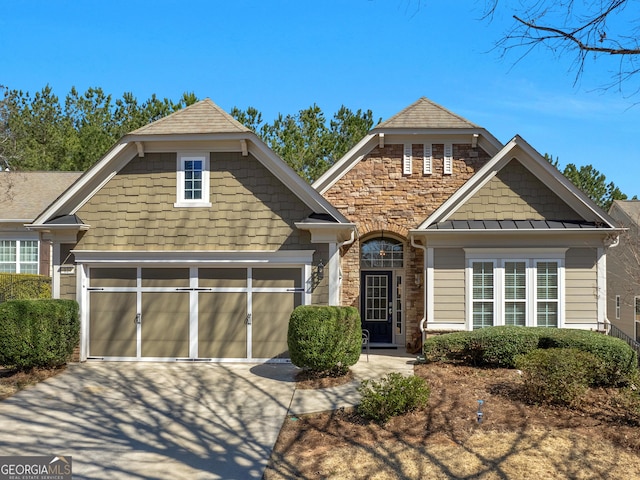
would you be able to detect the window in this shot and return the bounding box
[175,152,211,207]
[360,237,403,268]
[467,254,564,330]
[616,295,621,320]
[472,261,495,329]
[635,297,640,322]
[0,240,39,274]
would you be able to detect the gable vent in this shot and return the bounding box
[423,144,432,175]
[444,143,453,175]
[403,144,412,174]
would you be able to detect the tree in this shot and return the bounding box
[545,153,628,210]
[486,1,640,93]
[232,104,377,182]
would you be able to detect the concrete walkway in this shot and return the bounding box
[0,350,415,479]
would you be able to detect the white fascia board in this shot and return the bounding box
[410,228,621,235]
[72,249,315,265]
[246,135,351,224]
[32,142,133,224]
[312,133,377,194]
[294,222,357,243]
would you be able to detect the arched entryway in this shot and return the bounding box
[360,234,404,345]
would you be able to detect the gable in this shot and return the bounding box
[450,159,584,222]
[74,152,314,251]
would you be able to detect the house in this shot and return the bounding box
[607,200,640,342]
[28,99,355,362]
[0,171,82,275]
[314,97,621,348]
[29,97,621,362]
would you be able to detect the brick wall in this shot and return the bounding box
[324,143,492,342]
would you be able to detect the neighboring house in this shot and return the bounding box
[314,97,621,348]
[0,171,82,276]
[607,200,640,342]
[29,99,355,362]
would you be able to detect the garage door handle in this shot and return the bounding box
[134,313,141,325]
[246,313,252,325]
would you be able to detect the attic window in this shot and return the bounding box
[175,152,211,207]
[444,143,453,175]
[423,144,432,175]
[403,144,412,175]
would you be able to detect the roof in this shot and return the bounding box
[374,97,479,130]
[426,220,606,231]
[0,171,82,221]
[609,200,640,226]
[130,98,250,136]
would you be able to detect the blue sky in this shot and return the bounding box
[2,0,639,199]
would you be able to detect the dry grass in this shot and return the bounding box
[265,363,640,480]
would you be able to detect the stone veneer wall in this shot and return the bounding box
[323,143,492,342]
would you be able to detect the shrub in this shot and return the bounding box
[288,305,361,376]
[535,328,638,386]
[0,299,79,370]
[470,326,541,368]
[357,373,430,424]
[0,273,51,303]
[423,331,472,363]
[515,348,599,407]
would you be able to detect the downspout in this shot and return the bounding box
[410,234,427,343]
[599,233,620,333]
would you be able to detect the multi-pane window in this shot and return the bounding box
[365,275,389,322]
[616,295,621,320]
[469,257,562,330]
[360,238,403,268]
[184,159,203,200]
[536,261,559,327]
[0,240,38,274]
[472,262,494,329]
[176,153,210,206]
[635,297,640,322]
[504,261,526,326]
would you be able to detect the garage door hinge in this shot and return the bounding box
[286,288,305,292]
[87,287,104,291]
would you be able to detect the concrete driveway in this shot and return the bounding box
[0,362,298,479]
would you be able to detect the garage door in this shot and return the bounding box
[88,266,302,360]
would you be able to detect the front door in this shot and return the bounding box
[361,271,393,343]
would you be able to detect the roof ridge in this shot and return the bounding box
[130,98,250,135]
[375,96,479,130]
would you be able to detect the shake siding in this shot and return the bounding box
[451,159,582,221]
[75,152,314,251]
[59,243,76,300]
[433,248,465,323]
[565,248,597,324]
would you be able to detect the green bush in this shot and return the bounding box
[0,273,51,303]
[288,305,361,376]
[0,299,79,370]
[515,348,599,407]
[357,372,430,424]
[535,328,638,386]
[423,326,638,386]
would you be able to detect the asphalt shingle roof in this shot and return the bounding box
[130,98,250,135]
[374,97,479,130]
[0,171,82,220]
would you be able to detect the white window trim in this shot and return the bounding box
[175,152,212,207]
[465,251,565,330]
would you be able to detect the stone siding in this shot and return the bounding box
[323,143,492,342]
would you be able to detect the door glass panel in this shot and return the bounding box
[365,274,389,321]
